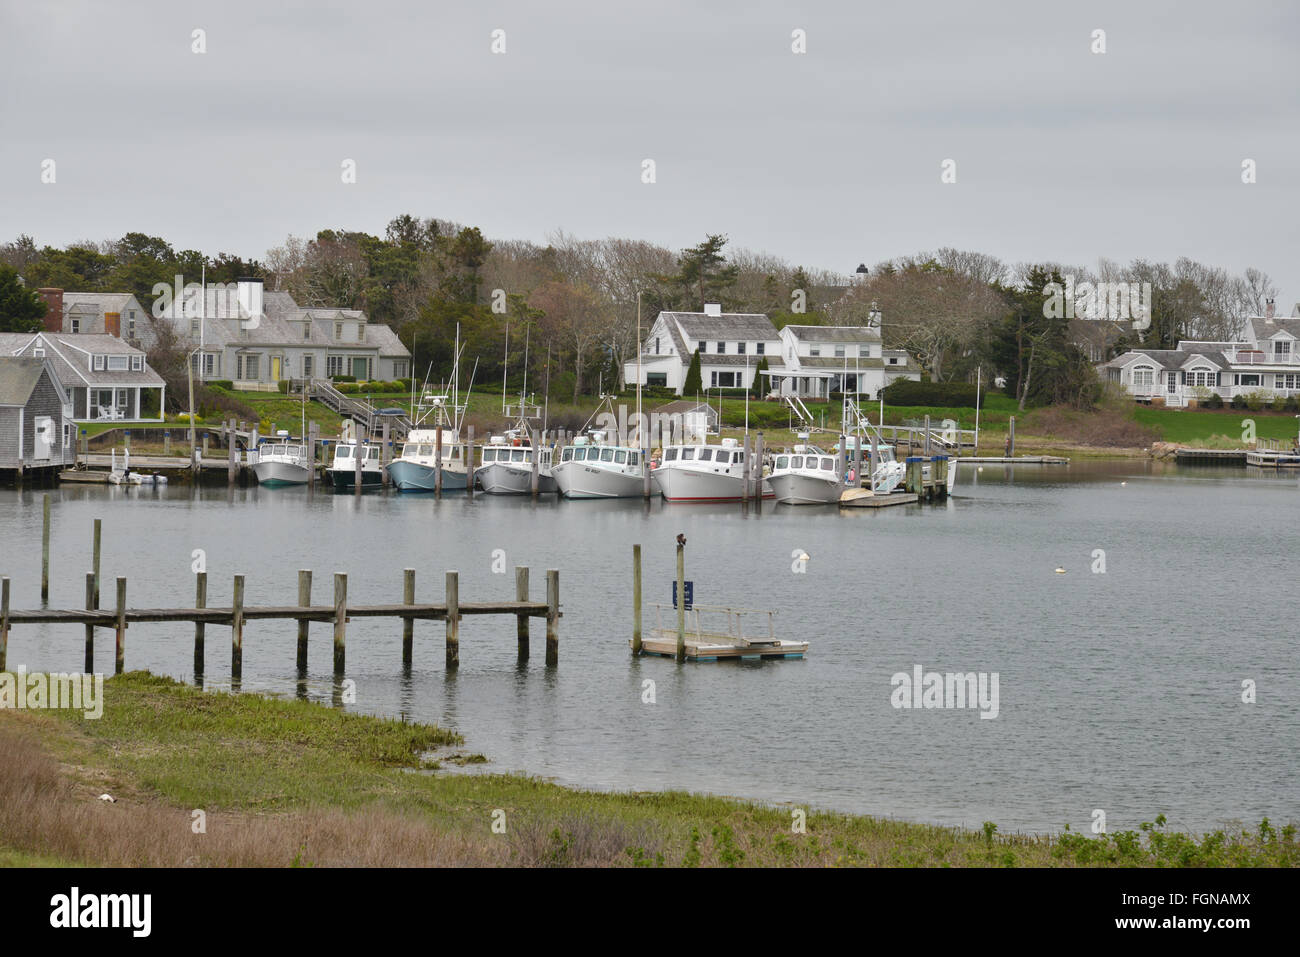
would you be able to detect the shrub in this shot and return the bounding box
[334,375,356,383]
[277,381,290,394]
[1270,394,1288,412]
[1286,396,1299,412]
[208,380,234,392]
[1245,390,1269,412]
[1204,392,1224,409]
[1230,393,1248,410]
[882,378,985,408]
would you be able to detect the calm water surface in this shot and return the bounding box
[2,460,1297,835]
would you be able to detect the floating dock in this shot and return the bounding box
[632,593,806,662]
[958,455,1069,464]
[1174,448,1247,464]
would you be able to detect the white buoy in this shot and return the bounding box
[98,793,116,803]
[1054,567,1066,574]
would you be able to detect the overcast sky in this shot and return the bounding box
[2,0,1296,303]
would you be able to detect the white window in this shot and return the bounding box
[1131,366,1154,387]
[834,345,845,358]
[1187,369,1216,388]
[715,341,725,354]
[93,355,105,371]
[1275,374,1300,390]
[1274,340,1291,357]
[130,355,142,371]
[33,347,44,358]
[810,346,820,357]
[756,342,764,355]
[107,356,128,371]
[303,322,311,340]
[303,354,314,377]
[335,322,344,340]
[327,355,346,377]
[737,342,746,354]
[191,353,216,377]
[238,354,260,380]
[71,318,80,334]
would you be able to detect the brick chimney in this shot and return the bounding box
[36,288,63,332]
[104,311,121,337]
[1266,298,1276,319]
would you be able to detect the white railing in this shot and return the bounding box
[1226,350,1300,365]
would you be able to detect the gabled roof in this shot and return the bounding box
[0,332,162,387]
[662,311,778,342]
[783,324,880,343]
[61,293,143,314]
[1248,316,1300,341]
[0,357,55,406]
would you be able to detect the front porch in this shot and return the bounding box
[74,385,165,423]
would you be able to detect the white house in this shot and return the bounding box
[1104,311,1300,407]
[624,305,783,395]
[767,325,920,400]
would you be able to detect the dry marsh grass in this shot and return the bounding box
[2,673,1296,868]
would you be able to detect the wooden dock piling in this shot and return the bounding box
[0,577,9,671]
[530,429,540,498]
[631,544,642,655]
[515,566,529,659]
[333,573,347,675]
[41,494,50,601]
[83,573,94,672]
[92,518,101,608]
[3,567,557,677]
[381,421,391,486]
[297,570,312,671]
[114,577,126,675]
[231,575,244,681]
[435,427,443,497]
[194,571,207,677]
[466,425,475,497]
[545,569,559,666]
[354,426,364,497]
[446,570,460,668]
[675,544,686,662]
[401,568,414,666]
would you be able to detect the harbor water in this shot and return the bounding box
[1,459,1296,835]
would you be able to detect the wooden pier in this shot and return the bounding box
[0,565,560,680]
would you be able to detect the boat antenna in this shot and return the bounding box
[542,343,551,435]
[635,291,642,450]
[501,319,509,414]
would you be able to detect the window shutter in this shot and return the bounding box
[1180,371,1186,384]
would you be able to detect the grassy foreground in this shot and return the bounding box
[1,673,1295,868]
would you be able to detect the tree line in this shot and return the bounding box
[0,220,1280,411]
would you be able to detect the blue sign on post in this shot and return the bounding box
[672,580,694,610]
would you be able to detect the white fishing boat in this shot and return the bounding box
[652,437,773,502]
[768,446,843,505]
[253,436,311,486]
[326,440,384,490]
[478,431,557,494]
[387,331,477,492]
[552,433,647,498]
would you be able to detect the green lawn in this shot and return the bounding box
[1133,405,1300,444]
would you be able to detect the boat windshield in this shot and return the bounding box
[615,450,627,464]
[483,448,496,462]
[791,455,803,468]
[775,455,789,469]
[821,457,834,470]
[511,449,527,462]
[698,448,713,462]
[664,448,678,461]
[600,448,615,463]
[561,447,573,462]
[337,446,352,459]
[681,448,695,461]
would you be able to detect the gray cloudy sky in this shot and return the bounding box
[2,0,1297,301]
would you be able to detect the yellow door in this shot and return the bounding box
[272,356,282,380]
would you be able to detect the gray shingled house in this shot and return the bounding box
[0,331,165,422]
[152,278,412,388]
[0,356,72,476]
[624,305,785,395]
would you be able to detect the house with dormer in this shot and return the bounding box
[153,278,412,387]
[625,305,783,395]
[0,331,164,422]
[768,325,920,399]
[1103,305,1300,406]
